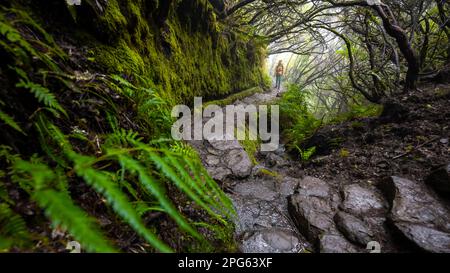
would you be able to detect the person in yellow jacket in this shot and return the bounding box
[275,60,284,91]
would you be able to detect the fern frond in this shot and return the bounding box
[12,159,116,253]
[70,153,173,253]
[0,203,30,251]
[147,150,226,224]
[16,78,67,117]
[183,157,235,218]
[170,141,198,159]
[34,189,117,253]
[0,109,26,135]
[115,153,204,241]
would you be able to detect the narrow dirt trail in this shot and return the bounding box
[189,88,312,253]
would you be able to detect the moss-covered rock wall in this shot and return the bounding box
[60,0,268,104]
[0,0,267,252]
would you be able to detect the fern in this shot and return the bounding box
[114,153,204,241]
[295,146,316,162]
[32,110,235,252]
[133,201,164,217]
[170,141,198,159]
[132,139,232,222]
[0,203,30,251]
[183,157,235,217]
[33,189,116,253]
[70,153,173,253]
[37,118,174,252]
[16,78,67,118]
[159,151,228,222]
[12,159,117,253]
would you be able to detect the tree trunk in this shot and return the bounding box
[372,5,419,91]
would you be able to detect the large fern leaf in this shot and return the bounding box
[13,160,117,253]
[115,153,204,241]
[70,153,173,253]
[16,78,67,117]
[0,203,30,251]
[33,189,117,253]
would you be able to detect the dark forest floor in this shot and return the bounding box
[297,83,450,192]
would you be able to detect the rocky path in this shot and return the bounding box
[189,88,450,253]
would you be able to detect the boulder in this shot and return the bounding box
[340,184,387,216]
[425,164,450,196]
[319,234,359,253]
[225,149,253,178]
[232,197,290,233]
[296,176,331,198]
[279,177,300,196]
[378,176,450,253]
[288,194,335,242]
[334,211,374,246]
[287,177,336,242]
[241,229,304,253]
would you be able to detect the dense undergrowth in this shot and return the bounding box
[279,84,383,160]
[0,0,268,252]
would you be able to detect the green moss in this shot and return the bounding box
[204,87,263,107]
[95,40,146,75]
[240,137,259,165]
[259,168,279,178]
[87,0,267,105]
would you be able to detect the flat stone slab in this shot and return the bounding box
[232,196,291,233]
[233,179,278,201]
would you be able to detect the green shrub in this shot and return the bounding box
[278,84,321,152]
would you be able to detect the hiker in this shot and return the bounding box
[275,60,284,91]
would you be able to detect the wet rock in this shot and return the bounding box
[425,164,450,196]
[279,177,300,196]
[208,139,241,151]
[340,184,387,216]
[233,180,277,201]
[241,229,304,253]
[296,176,331,198]
[207,166,232,181]
[288,194,335,242]
[379,176,450,253]
[287,177,336,242]
[319,234,359,253]
[205,154,220,166]
[225,149,253,178]
[232,197,290,233]
[206,147,222,155]
[334,211,374,246]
